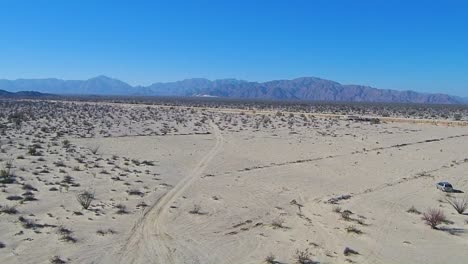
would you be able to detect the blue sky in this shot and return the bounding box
[0,0,467,96]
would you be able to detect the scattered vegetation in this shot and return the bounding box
[407,205,421,214]
[294,249,314,264]
[422,209,447,229]
[189,204,202,215]
[76,190,95,210]
[445,197,468,214]
[346,226,363,234]
[343,247,359,256]
[265,253,277,264]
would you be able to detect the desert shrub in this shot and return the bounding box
[96,228,117,236]
[50,256,66,264]
[271,217,285,229]
[265,253,276,263]
[0,160,15,184]
[57,226,77,243]
[90,146,100,154]
[28,146,39,156]
[343,247,359,256]
[6,195,23,201]
[407,206,421,214]
[189,204,202,214]
[422,209,447,229]
[62,140,71,148]
[445,197,468,214]
[127,189,144,196]
[341,210,352,220]
[54,160,66,167]
[22,184,38,191]
[346,226,363,234]
[18,216,42,229]
[115,204,129,214]
[0,205,18,214]
[294,249,314,264]
[76,190,95,210]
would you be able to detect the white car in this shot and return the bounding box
[436,182,453,192]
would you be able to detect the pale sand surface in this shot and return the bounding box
[1,101,467,264]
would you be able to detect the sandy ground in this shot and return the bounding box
[1,100,468,264]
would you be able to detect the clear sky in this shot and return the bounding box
[0,0,467,96]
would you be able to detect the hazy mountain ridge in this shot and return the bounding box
[0,76,465,104]
[0,89,53,98]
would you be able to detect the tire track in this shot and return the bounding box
[231,134,468,175]
[105,122,224,264]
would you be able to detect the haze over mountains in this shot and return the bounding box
[0,75,466,104]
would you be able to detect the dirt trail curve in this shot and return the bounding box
[103,122,224,264]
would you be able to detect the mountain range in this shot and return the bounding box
[0,89,53,98]
[0,75,466,104]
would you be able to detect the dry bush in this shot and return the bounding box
[340,210,352,221]
[407,205,421,214]
[272,217,285,229]
[445,197,468,214]
[50,256,66,264]
[189,204,202,214]
[265,253,276,263]
[90,146,100,154]
[115,204,129,214]
[343,247,359,256]
[422,209,447,229]
[294,249,314,264]
[345,226,363,234]
[76,190,95,210]
[0,205,18,215]
[96,228,117,236]
[0,160,15,184]
[57,226,77,243]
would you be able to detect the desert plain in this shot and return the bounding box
[0,99,468,264]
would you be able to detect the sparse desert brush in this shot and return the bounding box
[18,216,42,229]
[333,206,342,213]
[90,146,100,154]
[265,253,277,263]
[271,217,286,229]
[343,247,359,256]
[127,189,144,196]
[62,139,71,148]
[57,226,77,243]
[22,183,38,191]
[422,209,447,229]
[407,205,421,214]
[0,160,15,184]
[76,190,95,210]
[294,248,314,264]
[115,204,129,214]
[136,201,148,208]
[50,256,67,264]
[341,210,353,221]
[189,204,202,215]
[0,205,18,214]
[445,197,468,214]
[346,226,363,234]
[96,228,117,236]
